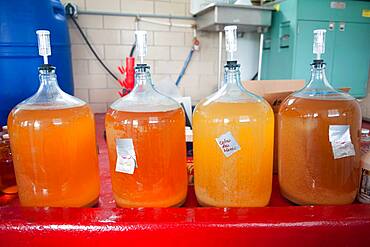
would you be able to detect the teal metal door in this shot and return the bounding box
[293,20,335,83]
[331,22,370,98]
[261,0,370,97]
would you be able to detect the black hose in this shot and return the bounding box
[69,16,119,81]
[130,43,136,57]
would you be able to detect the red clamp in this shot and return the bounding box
[117,56,135,97]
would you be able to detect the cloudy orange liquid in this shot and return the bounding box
[278,96,361,205]
[105,108,187,207]
[193,101,274,207]
[8,105,100,207]
[0,141,17,194]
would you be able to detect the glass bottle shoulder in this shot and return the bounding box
[279,93,361,119]
[15,91,86,111]
[8,103,94,132]
[110,86,181,113]
[292,87,356,101]
[110,67,181,113]
[195,84,272,116]
[280,61,360,118]
[292,62,355,101]
[14,67,86,111]
[193,97,274,129]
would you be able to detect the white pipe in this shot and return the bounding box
[79,10,194,20]
[136,17,193,28]
[257,32,264,80]
[218,31,223,89]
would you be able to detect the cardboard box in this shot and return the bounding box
[242,80,305,173]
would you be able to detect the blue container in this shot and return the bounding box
[0,0,74,125]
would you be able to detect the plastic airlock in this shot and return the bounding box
[135,31,148,64]
[36,30,51,64]
[192,25,274,207]
[313,29,326,60]
[7,30,101,207]
[224,25,237,61]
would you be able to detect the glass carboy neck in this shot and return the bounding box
[37,65,64,97]
[132,64,155,94]
[305,62,335,91]
[294,60,354,100]
[223,61,243,91]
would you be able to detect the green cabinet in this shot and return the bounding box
[331,22,370,96]
[293,20,335,89]
[262,0,370,98]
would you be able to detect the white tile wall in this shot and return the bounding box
[154,1,187,15]
[121,0,154,14]
[104,45,132,59]
[74,74,107,88]
[64,1,370,116]
[73,15,103,28]
[86,29,121,44]
[89,88,121,103]
[103,16,136,30]
[85,0,120,12]
[89,103,108,113]
[154,32,185,46]
[62,0,223,112]
[146,46,170,60]
[71,44,104,59]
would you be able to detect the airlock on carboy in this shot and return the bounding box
[224,25,239,69]
[192,24,274,207]
[105,29,188,208]
[7,30,101,207]
[276,28,362,206]
[312,29,326,65]
[36,30,51,65]
[36,30,55,74]
[135,30,149,72]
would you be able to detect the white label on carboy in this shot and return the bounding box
[329,125,355,159]
[115,138,137,174]
[215,131,241,158]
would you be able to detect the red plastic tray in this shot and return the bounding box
[1,114,370,246]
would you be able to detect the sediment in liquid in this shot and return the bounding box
[193,101,274,207]
[8,105,100,207]
[278,96,361,205]
[105,108,188,207]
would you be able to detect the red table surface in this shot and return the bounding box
[1,114,370,246]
